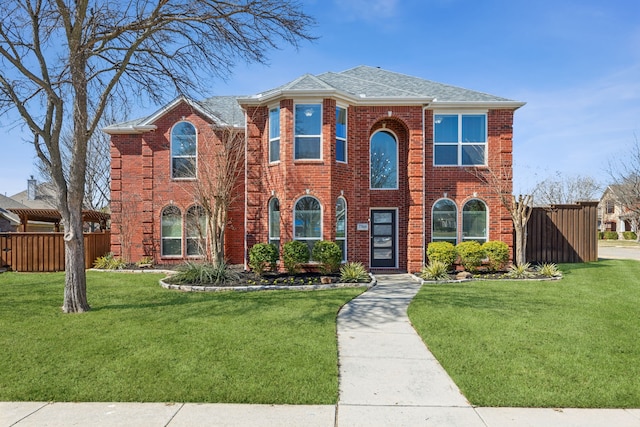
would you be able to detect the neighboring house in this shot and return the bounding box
[0,207,20,232]
[599,185,638,234]
[105,66,525,272]
[10,176,58,210]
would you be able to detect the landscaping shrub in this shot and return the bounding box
[311,241,342,274]
[339,262,370,283]
[420,260,450,281]
[455,241,485,272]
[426,241,457,270]
[93,252,127,270]
[535,263,562,278]
[249,243,279,276]
[603,231,619,240]
[169,261,239,285]
[482,241,509,272]
[506,262,533,279]
[282,241,310,274]
[623,231,637,240]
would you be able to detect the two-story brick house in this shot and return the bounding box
[106,66,524,272]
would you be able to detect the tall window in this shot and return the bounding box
[185,205,206,256]
[294,196,321,255]
[336,107,347,162]
[432,199,457,244]
[269,107,280,163]
[294,104,322,160]
[370,130,398,189]
[336,197,347,261]
[434,113,486,166]
[161,206,182,256]
[269,198,280,252]
[171,122,197,178]
[463,199,488,242]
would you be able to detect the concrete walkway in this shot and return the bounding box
[3,274,640,426]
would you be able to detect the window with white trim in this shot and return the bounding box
[434,113,486,166]
[269,107,280,163]
[269,198,280,252]
[294,196,321,254]
[171,121,197,178]
[185,205,206,256]
[161,206,182,256]
[336,107,347,162]
[462,199,488,242]
[432,199,458,244]
[336,197,347,261]
[370,130,398,189]
[294,104,322,160]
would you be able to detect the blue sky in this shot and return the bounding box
[1,0,639,196]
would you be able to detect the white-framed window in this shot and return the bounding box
[294,196,322,255]
[269,107,280,163]
[185,205,206,256]
[434,113,487,166]
[161,205,182,256]
[432,199,458,244]
[370,130,398,189]
[336,197,347,261]
[294,104,322,160]
[171,121,197,178]
[268,198,280,252]
[336,106,347,163]
[462,199,488,242]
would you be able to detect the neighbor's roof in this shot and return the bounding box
[7,208,110,225]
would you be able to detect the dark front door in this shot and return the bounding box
[371,210,396,268]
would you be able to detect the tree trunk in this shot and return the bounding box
[62,218,90,313]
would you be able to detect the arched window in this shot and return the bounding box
[432,199,457,244]
[463,199,488,242]
[186,205,206,256]
[336,197,347,261]
[269,198,280,251]
[370,130,398,189]
[161,206,182,256]
[171,121,197,179]
[294,196,321,254]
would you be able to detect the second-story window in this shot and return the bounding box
[336,107,347,162]
[434,113,486,166]
[269,107,280,163]
[171,121,197,179]
[294,104,322,160]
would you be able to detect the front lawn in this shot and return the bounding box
[0,271,364,404]
[408,259,640,408]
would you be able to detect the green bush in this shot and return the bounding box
[623,231,637,240]
[426,241,457,270]
[93,252,128,270]
[248,243,279,276]
[603,231,619,240]
[455,241,485,272]
[282,241,310,274]
[311,240,342,274]
[169,261,239,285]
[482,241,510,272]
[339,262,370,283]
[420,260,450,281]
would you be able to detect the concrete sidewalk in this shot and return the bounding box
[3,274,640,426]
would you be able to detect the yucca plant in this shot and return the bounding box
[506,262,533,279]
[420,260,450,281]
[339,262,370,283]
[93,253,128,270]
[170,261,239,285]
[536,263,562,278]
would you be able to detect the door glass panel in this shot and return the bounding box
[373,224,392,235]
[374,212,392,223]
[373,236,392,247]
[373,249,393,260]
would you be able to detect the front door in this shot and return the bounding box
[370,210,396,268]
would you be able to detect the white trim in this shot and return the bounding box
[433,112,487,167]
[370,129,400,190]
[431,198,458,245]
[293,103,323,161]
[268,106,281,163]
[170,121,198,180]
[462,198,489,242]
[336,105,348,164]
[336,196,347,262]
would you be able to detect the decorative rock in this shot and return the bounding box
[456,271,473,280]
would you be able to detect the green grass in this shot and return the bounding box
[408,259,640,408]
[0,271,364,404]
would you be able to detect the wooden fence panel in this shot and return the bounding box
[525,202,598,264]
[0,232,111,272]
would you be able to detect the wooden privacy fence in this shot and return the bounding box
[525,201,598,263]
[0,232,111,272]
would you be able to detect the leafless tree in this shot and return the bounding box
[0,0,314,313]
[607,134,640,235]
[533,171,602,206]
[469,166,533,266]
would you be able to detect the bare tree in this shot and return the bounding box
[533,171,602,206]
[607,134,640,235]
[469,166,533,266]
[0,0,314,313]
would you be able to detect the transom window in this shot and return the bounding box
[432,199,458,244]
[336,197,347,261]
[269,198,280,252]
[434,113,486,166]
[370,130,398,189]
[269,107,280,163]
[336,107,347,163]
[462,199,488,242]
[161,206,182,256]
[294,196,321,254]
[294,104,322,160]
[171,121,197,178]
